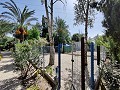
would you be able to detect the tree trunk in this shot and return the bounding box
[85,0,91,87]
[84,0,90,66]
[49,0,55,65]
[45,0,55,66]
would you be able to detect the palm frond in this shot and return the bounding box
[0,20,14,36]
[0,0,37,27]
[21,7,36,25]
[1,2,16,16]
[20,6,28,25]
[0,14,16,22]
[5,1,21,19]
[0,0,21,22]
[9,0,21,17]
[10,0,21,12]
[25,17,38,25]
[1,11,16,20]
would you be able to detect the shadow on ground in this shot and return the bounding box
[1,51,12,58]
[0,51,24,90]
[0,63,16,73]
[0,77,24,90]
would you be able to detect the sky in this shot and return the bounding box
[0,0,105,38]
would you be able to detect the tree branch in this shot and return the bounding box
[48,5,51,10]
[53,0,59,4]
[53,0,65,5]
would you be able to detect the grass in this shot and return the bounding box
[27,84,39,90]
[0,54,2,60]
[46,66,53,76]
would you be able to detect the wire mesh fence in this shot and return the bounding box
[71,43,81,90]
[70,43,108,90]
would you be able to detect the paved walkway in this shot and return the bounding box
[0,51,23,90]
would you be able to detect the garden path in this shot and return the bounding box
[0,51,23,90]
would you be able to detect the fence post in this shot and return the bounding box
[58,44,62,90]
[81,37,85,90]
[97,46,100,66]
[90,42,94,90]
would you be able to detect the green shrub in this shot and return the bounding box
[28,27,40,40]
[13,38,47,79]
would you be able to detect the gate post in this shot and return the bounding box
[81,37,85,90]
[90,42,94,90]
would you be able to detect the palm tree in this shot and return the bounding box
[0,0,37,42]
[54,17,70,45]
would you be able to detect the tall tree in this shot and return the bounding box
[74,0,96,87]
[74,0,96,64]
[41,0,66,66]
[0,0,37,42]
[54,17,70,46]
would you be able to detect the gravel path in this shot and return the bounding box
[0,51,23,90]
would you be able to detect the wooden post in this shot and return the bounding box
[81,37,85,90]
[90,42,94,89]
[97,46,100,66]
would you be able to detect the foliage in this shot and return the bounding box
[74,0,96,27]
[35,22,42,34]
[72,33,84,42]
[28,27,40,40]
[95,35,120,63]
[0,20,13,37]
[0,0,37,42]
[0,36,14,46]
[54,17,71,45]
[13,38,47,78]
[95,35,110,48]
[102,63,120,90]
[14,43,31,69]
[27,38,48,46]
[101,0,120,42]
[0,0,37,27]
[41,15,48,38]
[101,0,120,63]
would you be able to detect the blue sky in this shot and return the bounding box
[0,0,105,38]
